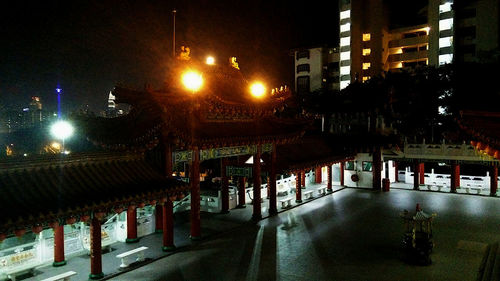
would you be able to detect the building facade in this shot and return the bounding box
[339,0,500,89]
[293,47,340,93]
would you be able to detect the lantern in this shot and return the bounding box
[49,221,59,229]
[169,195,177,202]
[80,214,90,222]
[138,202,146,208]
[31,225,43,234]
[150,200,157,206]
[470,140,477,147]
[14,229,26,238]
[66,217,77,225]
[494,150,500,159]
[94,211,106,220]
[114,207,124,214]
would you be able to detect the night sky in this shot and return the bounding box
[0,0,340,113]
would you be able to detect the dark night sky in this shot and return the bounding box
[0,0,340,113]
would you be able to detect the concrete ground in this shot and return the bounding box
[23,184,500,281]
[107,188,499,281]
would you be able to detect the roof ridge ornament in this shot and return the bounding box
[230,57,239,70]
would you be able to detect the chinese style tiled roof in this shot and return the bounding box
[0,152,188,234]
[457,110,500,160]
[78,59,308,151]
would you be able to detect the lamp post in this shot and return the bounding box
[50,120,74,154]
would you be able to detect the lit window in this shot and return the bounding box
[362,33,371,41]
[340,10,350,20]
[340,65,351,76]
[362,76,370,82]
[362,48,371,56]
[439,2,452,13]
[439,18,453,31]
[340,51,350,61]
[340,37,350,47]
[439,36,453,48]
[439,54,453,65]
[340,23,351,33]
[340,80,350,90]
[362,63,371,70]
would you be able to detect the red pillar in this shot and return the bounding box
[238,177,247,208]
[491,165,498,196]
[394,161,399,182]
[340,161,345,186]
[327,165,332,191]
[301,171,306,187]
[53,224,66,267]
[296,171,302,203]
[155,204,163,233]
[162,200,175,251]
[315,167,322,183]
[126,205,138,243]
[451,162,460,193]
[190,149,201,239]
[221,158,229,213]
[269,143,277,215]
[89,216,104,280]
[373,148,382,190]
[419,163,425,185]
[252,145,262,220]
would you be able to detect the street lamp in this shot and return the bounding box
[206,56,215,65]
[250,82,266,99]
[182,70,203,93]
[50,120,74,153]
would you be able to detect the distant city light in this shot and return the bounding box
[50,120,74,140]
[56,88,62,93]
[250,82,266,98]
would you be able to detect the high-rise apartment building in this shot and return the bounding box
[293,47,340,93]
[339,0,499,89]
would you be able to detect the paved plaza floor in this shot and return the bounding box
[23,184,500,281]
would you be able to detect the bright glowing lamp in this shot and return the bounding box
[50,120,74,140]
[250,82,266,98]
[206,56,215,65]
[182,71,203,92]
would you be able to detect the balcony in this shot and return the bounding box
[389,35,429,48]
[388,50,428,63]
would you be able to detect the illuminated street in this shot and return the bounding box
[108,188,498,281]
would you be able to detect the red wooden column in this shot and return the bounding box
[450,162,460,193]
[327,165,332,192]
[490,165,498,196]
[126,205,138,243]
[162,200,175,251]
[296,171,302,203]
[238,177,247,208]
[269,143,277,215]
[155,205,163,233]
[315,167,322,183]
[340,161,345,186]
[221,158,229,214]
[89,216,104,280]
[190,148,201,239]
[252,145,262,220]
[373,148,382,190]
[419,163,425,185]
[394,161,399,182]
[301,171,306,187]
[53,223,66,267]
